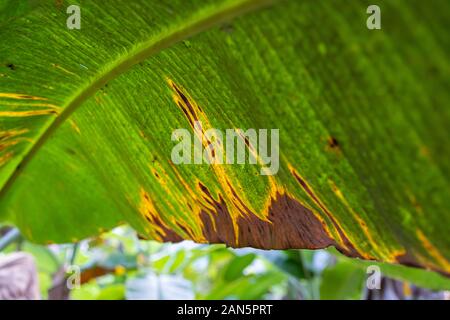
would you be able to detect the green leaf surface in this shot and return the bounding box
[320,260,365,300]
[0,0,449,276]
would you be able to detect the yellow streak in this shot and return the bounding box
[329,180,385,258]
[0,128,29,139]
[69,120,81,134]
[167,80,344,247]
[0,93,48,100]
[288,164,350,249]
[0,152,13,166]
[0,129,31,166]
[52,63,76,76]
[387,248,407,263]
[0,102,61,109]
[0,110,59,117]
[150,163,205,242]
[138,188,168,242]
[168,79,246,243]
[416,229,450,272]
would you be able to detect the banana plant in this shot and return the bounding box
[0,0,449,278]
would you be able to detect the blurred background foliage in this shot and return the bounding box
[0,224,449,300]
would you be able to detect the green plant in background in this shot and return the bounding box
[1,225,449,299]
[0,0,449,292]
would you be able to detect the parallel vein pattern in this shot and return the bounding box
[0,0,449,276]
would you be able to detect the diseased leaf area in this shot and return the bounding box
[0,0,449,275]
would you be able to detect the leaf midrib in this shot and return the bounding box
[0,0,273,200]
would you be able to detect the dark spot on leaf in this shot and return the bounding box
[243,136,251,148]
[182,40,191,48]
[65,148,76,155]
[174,86,196,118]
[198,182,209,194]
[328,137,339,149]
[220,23,234,33]
[6,63,16,71]
[197,182,217,207]
[55,0,64,10]
[137,233,147,240]
[177,101,193,126]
